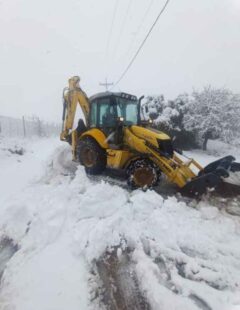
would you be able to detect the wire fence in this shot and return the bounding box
[0,115,61,138]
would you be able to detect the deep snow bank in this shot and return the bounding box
[0,137,240,310]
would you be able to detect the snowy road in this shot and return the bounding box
[0,137,240,310]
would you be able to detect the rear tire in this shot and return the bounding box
[77,137,107,175]
[127,159,160,189]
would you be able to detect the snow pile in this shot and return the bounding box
[0,138,240,310]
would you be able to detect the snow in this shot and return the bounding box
[186,139,240,165]
[0,136,240,310]
[0,137,60,201]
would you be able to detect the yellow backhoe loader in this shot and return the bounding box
[60,76,240,196]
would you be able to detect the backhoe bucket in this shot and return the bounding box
[181,155,240,197]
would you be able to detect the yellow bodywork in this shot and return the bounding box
[81,128,109,149]
[83,125,203,188]
[60,76,90,142]
[130,125,170,146]
[107,149,132,169]
[122,126,203,188]
[60,76,204,189]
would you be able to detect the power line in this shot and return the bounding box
[136,0,155,37]
[105,0,119,62]
[125,0,154,60]
[112,0,171,89]
[112,0,133,60]
[109,0,154,83]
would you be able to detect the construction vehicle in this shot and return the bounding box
[60,76,240,196]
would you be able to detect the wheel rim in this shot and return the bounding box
[133,167,155,188]
[82,147,96,167]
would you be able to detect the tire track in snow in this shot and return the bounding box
[0,237,18,284]
[96,245,151,310]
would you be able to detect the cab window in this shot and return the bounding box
[99,98,115,127]
[116,98,138,125]
[90,101,97,127]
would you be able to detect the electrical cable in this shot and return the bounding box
[112,0,170,89]
[105,0,120,63]
[112,0,133,60]
[125,0,154,60]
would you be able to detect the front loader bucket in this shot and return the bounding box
[181,173,222,197]
[230,162,240,173]
[181,155,240,197]
[199,155,235,178]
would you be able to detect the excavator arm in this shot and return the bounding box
[60,76,90,142]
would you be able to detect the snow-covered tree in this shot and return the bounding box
[142,86,240,149]
[142,93,197,149]
[184,86,240,146]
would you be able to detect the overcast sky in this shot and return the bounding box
[0,0,240,121]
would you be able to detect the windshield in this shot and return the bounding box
[116,98,138,125]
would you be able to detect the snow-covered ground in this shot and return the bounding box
[187,140,240,166]
[0,137,240,310]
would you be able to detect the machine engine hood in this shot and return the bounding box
[130,125,171,148]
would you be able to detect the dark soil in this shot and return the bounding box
[96,246,151,310]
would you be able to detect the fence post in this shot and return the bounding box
[37,117,42,137]
[22,116,26,137]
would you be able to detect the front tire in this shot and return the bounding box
[127,159,160,189]
[77,137,107,175]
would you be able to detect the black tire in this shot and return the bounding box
[126,159,160,189]
[77,137,107,175]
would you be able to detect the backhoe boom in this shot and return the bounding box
[60,76,90,141]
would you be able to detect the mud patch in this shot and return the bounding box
[0,237,18,282]
[96,246,151,310]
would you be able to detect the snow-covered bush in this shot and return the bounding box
[142,94,184,128]
[142,94,198,149]
[143,86,240,149]
[184,86,240,145]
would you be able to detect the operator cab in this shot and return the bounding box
[89,92,138,127]
[89,92,138,145]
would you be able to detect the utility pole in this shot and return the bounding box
[99,78,114,91]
